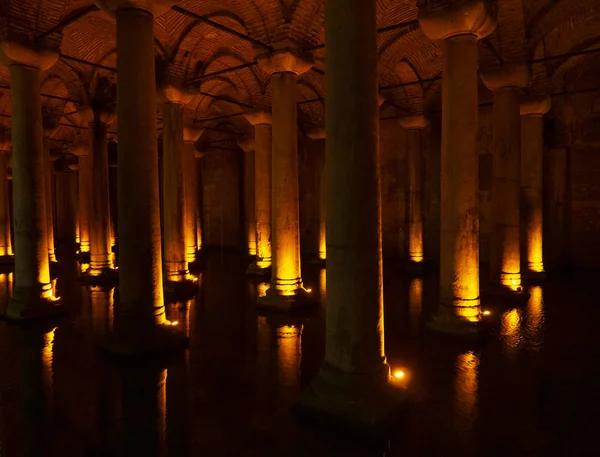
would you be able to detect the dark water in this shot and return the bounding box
[0,252,599,457]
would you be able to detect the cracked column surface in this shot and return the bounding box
[419,0,497,334]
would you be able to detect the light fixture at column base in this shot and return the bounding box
[3,292,65,322]
[426,310,480,337]
[246,262,271,276]
[295,362,406,439]
[100,323,188,358]
[483,283,530,306]
[257,286,315,313]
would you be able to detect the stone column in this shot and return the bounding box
[520,96,550,277]
[95,0,185,354]
[306,126,326,263]
[245,111,272,275]
[239,137,257,257]
[399,115,427,266]
[256,50,312,307]
[298,0,400,429]
[481,64,530,295]
[42,137,57,263]
[88,121,114,276]
[1,42,62,319]
[419,1,496,333]
[183,126,202,264]
[55,168,77,248]
[161,101,188,282]
[78,151,91,255]
[0,132,13,258]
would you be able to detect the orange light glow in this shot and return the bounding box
[501,308,521,354]
[305,288,312,293]
[394,370,405,379]
[501,271,522,292]
[276,325,303,391]
[526,286,544,350]
[257,282,269,298]
[482,310,491,316]
[409,278,422,328]
[454,351,479,431]
[527,223,544,273]
[80,262,90,273]
[170,321,179,326]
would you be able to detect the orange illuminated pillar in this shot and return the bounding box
[299,0,401,427]
[306,126,326,263]
[419,1,496,333]
[245,111,272,275]
[78,151,91,255]
[398,115,427,266]
[1,42,63,319]
[88,121,114,276]
[42,135,57,263]
[95,0,185,353]
[161,101,189,282]
[0,132,13,259]
[238,136,257,257]
[520,96,550,278]
[481,64,530,295]
[183,126,202,264]
[256,50,312,307]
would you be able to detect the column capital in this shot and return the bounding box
[256,48,313,77]
[0,40,58,71]
[244,110,272,126]
[238,137,255,153]
[520,95,551,116]
[398,115,428,130]
[306,126,325,140]
[480,63,531,91]
[93,0,178,16]
[183,125,203,143]
[157,68,194,104]
[418,0,497,41]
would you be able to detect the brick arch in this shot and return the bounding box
[287,0,324,47]
[297,78,324,126]
[393,60,424,114]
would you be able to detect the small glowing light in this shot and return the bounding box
[511,279,517,285]
[305,288,312,293]
[193,277,198,282]
[483,310,491,316]
[171,321,179,326]
[394,370,405,379]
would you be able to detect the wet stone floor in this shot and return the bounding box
[0,251,599,457]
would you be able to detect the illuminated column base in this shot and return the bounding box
[427,299,481,336]
[6,283,64,321]
[257,277,312,312]
[246,258,271,276]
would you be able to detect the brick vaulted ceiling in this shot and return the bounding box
[1,0,600,149]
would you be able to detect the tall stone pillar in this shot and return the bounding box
[88,121,114,276]
[256,50,312,307]
[161,101,189,282]
[481,64,530,295]
[520,96,550,277]
[1,42,63,319]
[42,136,57,263]
[195,156,203,252]
[183,126,202,264]
[55,168,77,248]
[95,0,185,354]
[398,115,427,266]
[0,132,13,259]
[239,137,257,257]
[306,126,326,263]
[419,1,496,333]
[78,151,91,255]
[245,111,272,275]
[298,0,400,429]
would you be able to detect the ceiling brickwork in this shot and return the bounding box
[0,0,600,148]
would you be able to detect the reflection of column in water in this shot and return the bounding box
[256,316,270,367]
[501,308,522,355]
[408,278,423,329]
[157,369,167,457]
[454,350,479,432]
[90,287,114,336]
[18,329,49,457]
[42,327,56,396]
[525,286,544,352]
[257,281,269,298]
[276,325,303,392]
[0,273,11,314]
[319,269,326,303]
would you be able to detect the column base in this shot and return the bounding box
[257,286,315,313]
[404,260,424,276]
[246,262,271,276]
[309,257,327,268]
[3,291,64,322]
[80,267,119,286]
[100,322,188,358]
[164,277,199,301]
[523,270,546,282]
[426,308,480,337]
[483,283,530,306]
[295,362,406,438]
[0,255,14,266]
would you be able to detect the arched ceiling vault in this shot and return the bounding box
[1,0,600,146]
